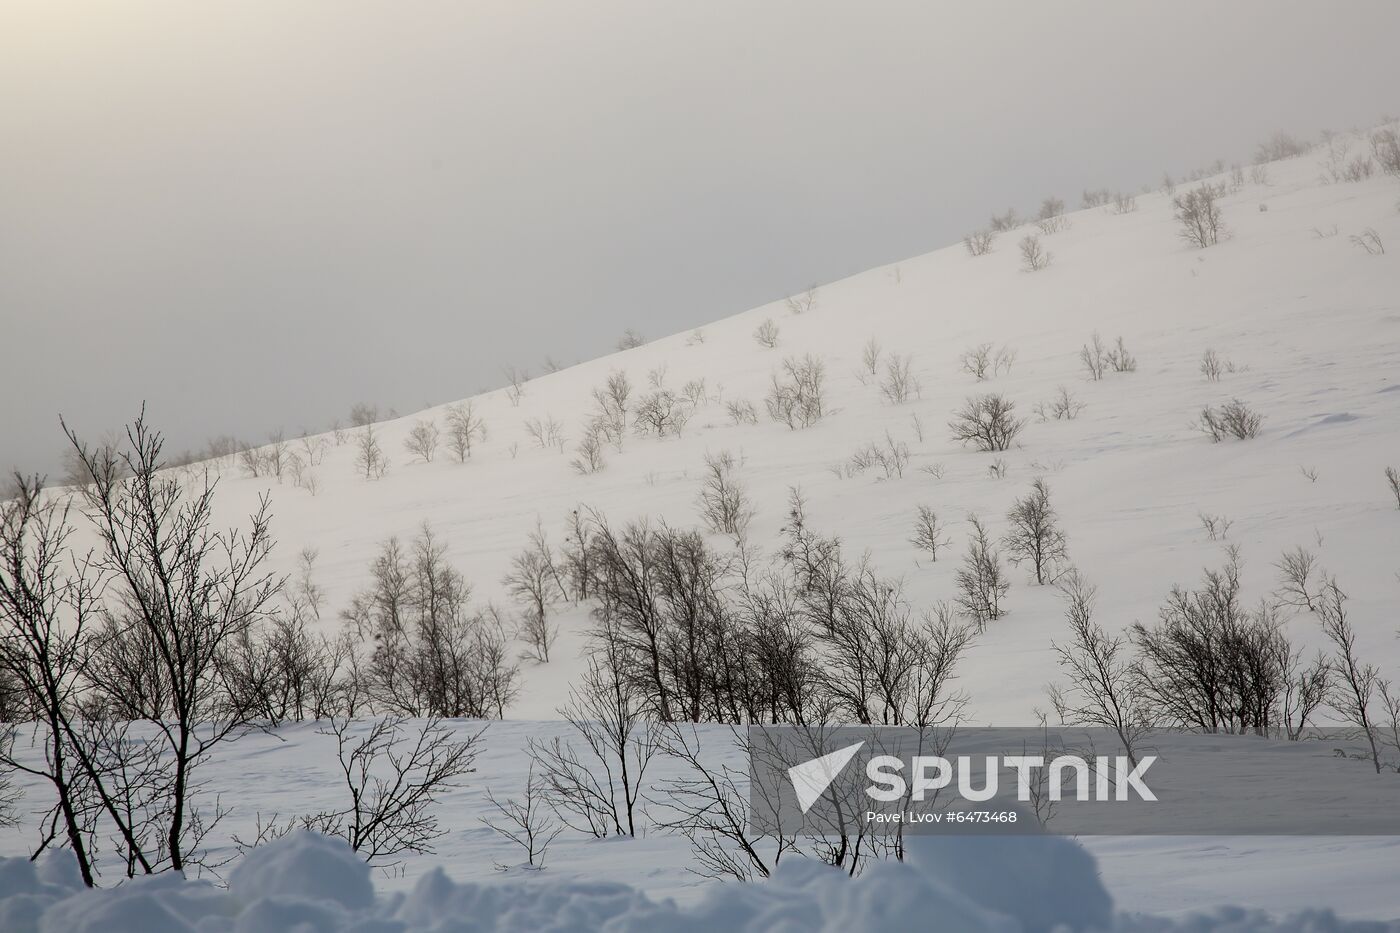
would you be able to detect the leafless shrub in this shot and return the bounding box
[1174,183,1226,248]
[1372,129,1400,175]
[989,208,1019,232]
[298,433,329,467]
[1255,130,1310,163]
[1019,234,1051,271]
[634,390,692,438]
[503,366,529,406]
[349,402,380,428]
[294,717,480,866]
[1350,228,1385,255]
[1312,224,1340,239]
[1199,398,1263,441]
[238,443,266,478]
[1228,163,1245,192]
[1274,546,1320,613]
[859,337,882,380]
[1079,332,1107,381]
[1299,465,1319,483]
[525,415,566,451]
[686,328,705,346]
[355,424,389,478]
[570,425,607,475]
[1386,466,1400,509]
[994,345,1017,375]
[681,378,708,409]
[1318,579,1384,771]
[1200,349,1225,381]
[1249,163,1270,185]
[404,419,441,462]
[949,394,1025,452]
[879,353,920,403]
[588,371,631,451]
[528,655,658,838]
[263,430,291,481]
[1048,571,1148,765]
[919,462,945,480]
[330,421,347,446]
[753,318,780,348]
[1198,512,1233,541]
[1160,171,1176,196]
[964,229,995,256]
[616,329,647,351]
[961,343,993,381]
[1003,478,1069,585]
[541,355,565,374]
[909,412,925,442]
[955,514,1008,628]
[1111,191,1138,214]
[765,354,827,429]
[647,364,668,389]
[846,431,910,480]
[785,286,817,316]
[1105,336,1136,373]
[445,401,486,461]
[725,398,758,426]
[1035,197,1069,234]
[482,766,562,869]
[910,505,949,562]
[987,458,1007,480]
[697,450,753,539]
[1081,188,1112,208]
[1035,385,1084,421]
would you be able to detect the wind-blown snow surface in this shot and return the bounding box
[6,134,1400,921]
[3,829,1395,933]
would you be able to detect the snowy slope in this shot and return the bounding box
[194,128,1400,724]
[6,127,1400,922]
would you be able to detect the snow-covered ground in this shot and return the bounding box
[5,128,1400,925]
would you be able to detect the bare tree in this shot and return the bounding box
[725,399,758,426]
[355,424,390,478]
[954,515,1008,627]
[988,208,1019,232]
[570,425,607,475]
[785,286,817,316]
[963,230,995,256]
[616,329,646,350]
[1199,399,1263,441]
[1035,196,1068,234]
[1387,467,1400,509]
[0,474,100,884]
[1106,336,1136,373]
[1048,571,1148,765]
[753,318,780,348]
[528,654,658,838]
[948,394,1025,452]
[910,505,949,563]
[879,354,920,403]
[1019,234,1051,271]
[349,403,379,428]
[404,419,440,463]
[1003,478,1069,585]
[1174,183,1226,248]
[765,355,827,430]
[63,410,282,874]
[1111,192,1137,214]
[1034,385,1084,421]
[860,338,882,380]
[633,390,692,438]
[296,717,480,866]
[504,528,564,664]
[1274,547,1320,612]
[1201,349,1224,381]
[503,366,529,406]
[1318,579,1383,772]
[524,415,566,451]
[445,401,486,462]
[1080,332,1107,381]
[481,766,562,869]
[1372,128,1400,175]
[697,451,753,541]
[960,343,993,381]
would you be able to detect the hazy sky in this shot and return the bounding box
[3,1,1398,475]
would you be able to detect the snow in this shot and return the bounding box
[5,129,1400,922]
[4,828,1395,932]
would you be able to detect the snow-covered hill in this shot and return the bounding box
[6,126,1400,924]
[205,128,1400,724]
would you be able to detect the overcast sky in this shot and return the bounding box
[3,1,1398,475]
